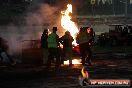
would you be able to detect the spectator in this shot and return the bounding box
[60,31,74,66]
[76,27,93,66]
[41,28,48,66]
[47,27,61,70]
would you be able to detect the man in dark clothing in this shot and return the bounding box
[76,27,93,66]
[88,28,95,47]
[41,28,48,65]
[47,27,61,70]
[60,31,74,66]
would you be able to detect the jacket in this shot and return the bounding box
[48,33,59,48]
[76,32,91,44]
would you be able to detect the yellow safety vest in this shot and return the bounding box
[48,33,58,48]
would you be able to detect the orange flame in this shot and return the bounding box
[81,67,89,78]
[61,4,79,46]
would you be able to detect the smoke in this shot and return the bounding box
[0,2,63,60]
[25,3,64,36]
[26,4,58,26]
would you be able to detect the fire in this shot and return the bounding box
[79,67,90,86]
[61,4,79,45]
[64,59,81,65]
[81,67,89,78]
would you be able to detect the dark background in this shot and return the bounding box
[0,0,132,25]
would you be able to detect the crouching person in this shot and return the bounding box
[0,37,15,65]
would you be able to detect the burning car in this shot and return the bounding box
[22,3,82,65]
[22,39,81,64]
[22,40,43,64]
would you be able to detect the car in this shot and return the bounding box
[21,40,80,64]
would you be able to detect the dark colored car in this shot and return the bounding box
[21,40,80,64]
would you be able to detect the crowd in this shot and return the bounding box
[0,26,95,69]
[41,26,95,71]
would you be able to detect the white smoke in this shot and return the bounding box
[26,4,58,26]
[25,3,64,36]
[0,3,62,59]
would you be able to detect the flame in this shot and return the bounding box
[61,4,79,45]
[79,67,90,86]
[81,67,89,78]
[64,59,81,65]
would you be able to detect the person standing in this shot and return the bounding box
[87,28,95,47]
[47,27,60,70]
[76,27,93,66]
[41,28,48,66]
[60,31,74,66]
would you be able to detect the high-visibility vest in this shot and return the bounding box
[48,33,58,48]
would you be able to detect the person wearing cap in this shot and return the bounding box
[41,28,48,66]
[60,31,74,66]
[47,27,60,70]
[76,27,93,66]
